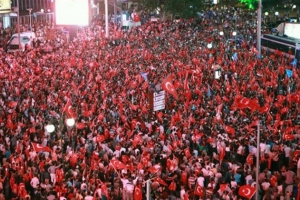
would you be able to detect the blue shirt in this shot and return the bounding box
[234,173,241,183]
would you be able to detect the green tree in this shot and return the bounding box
[239,0,258,9]
[164,0,204,18]
[135,0,162,13]
[137,0,204,18]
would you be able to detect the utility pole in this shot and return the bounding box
[257,0,262,56]
[27,8,33,30]
[17,0,21,51]
[105,0,109,38]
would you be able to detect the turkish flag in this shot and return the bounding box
[184,148,191,158]
[132,135,142,147]
[238,185,256,199]
[161,75,178,99]
[82,110,93,117]
[251,46,259,54]
[70,153,79,168]
[219,146,226,161]
[31,142,52,152]
[168,180,176,191]
[224,125,235,135]
[96,135,105,143]
[76,122,86,129]
[219,183,228,192]
[270,175,277,187]
[110,159,127,170]
[283,132,294,141]
[148,164,161,174]
[194,183,205,197]
[153,177,168,186]
[7,101,18,108]
[236,97,250,109]
[63,99,76,118]
[246,154,253,166]
[133,186,142,200]
[183,71,189,90]
[294,150,300,158]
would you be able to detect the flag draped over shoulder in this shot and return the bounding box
[161,75,178,99]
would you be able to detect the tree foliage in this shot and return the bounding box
[164,0,204,18]
[239,0,258,10]
[137,0,204,18]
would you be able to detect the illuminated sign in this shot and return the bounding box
[0,0,11,13]
[55,0,89,26]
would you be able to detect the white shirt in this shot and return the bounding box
[251,146,257,155]
[260,143,266,153]
[180,189,186,200]
[245,174,253,185]
[284,146,291,157]
[30,177,39,188]
[262,182,270,190]
[197,176,205,187]
[84,195,93,200]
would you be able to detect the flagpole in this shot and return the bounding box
[256,121,260,200]
[146,179,151,200]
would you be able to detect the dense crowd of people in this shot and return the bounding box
[0,5,300,200]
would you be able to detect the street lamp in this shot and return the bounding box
[45,124,55,133]
[207,43,212,49]
[264,12,269,24]
[66,118,75,127]
[66,118,76,149]
[27,8,32,30]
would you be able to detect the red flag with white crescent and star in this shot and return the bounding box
[31,142,52,153]
[161,75,178,99]
[133,185,142,200]
[63,99,76,118]
[110,159,127,170]
[238,185,256,199]
[194,182,205,197]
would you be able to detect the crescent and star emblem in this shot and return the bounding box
[240,98,249,105]
[165,82,174,92]
[243,188,251,196]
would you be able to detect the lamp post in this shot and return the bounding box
[66,118,75,149]
[255,122,260,200]
[264,12,269,24]
[232,31,237,49]
[27,8,33,30]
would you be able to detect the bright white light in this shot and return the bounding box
[292,5,296,9]
[47,9,51,12]
[66,118,75,127]
[207,43,212,49]
[265,12,269,16]
[219,31,224,36]
[41,9,44,13]
[55,0,89,26]
[232,31,237,36]
[275,11,279,16]
[45,124,55,133]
